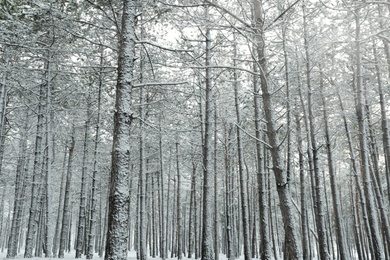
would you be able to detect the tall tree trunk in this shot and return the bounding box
[302,3,329,259]
[213,104,219,260]
[320,77,348,260]
[7,108,29,258]
[175,139,182,259]
[158,120,166,259]
[0,47,8,181]
[252,0,302,258]
[372,38,390,206]
[44,49,53,258]
[104,0,135,259]
[86,50,104,259]
[201,4,214,260]
[354,8,385,259]
[295,110,309,260]
[76,102,91,258]
[53,146,68,257]
[251,35,271,260]
[24,78,46,258]
[232,34,251,260]
[187,161,196,259]
[58,127,76,258]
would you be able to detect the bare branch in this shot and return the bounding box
[133,81,188,88]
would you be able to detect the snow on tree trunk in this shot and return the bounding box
[232,34,251,260]
[104,0,135,259]
[86,49,104,260]
[52,146,68,257]
[24,79,45,258]
[76,103,91,258]
[58,129,75,259]
[320,74,348,260]
[302,4,329,258]
[251,40,271,260]
[7,108,29,258]
[201,5,214,260]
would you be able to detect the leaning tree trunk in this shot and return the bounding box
[372,38,390,206]
[252,0,302,259]
[354,8,385,260]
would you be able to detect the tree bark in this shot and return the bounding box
[252,0,302,258]
[86,49,104,259]
[24,79,46,258]
[7,108,29,258]
[76,102,91,258]
[354,7,385,259]
[302,3,329,259]
[201,4,214,260]
[232,34,251,260]
[104,1,135,259]
[320,77,348,260]
[58,127,75,258]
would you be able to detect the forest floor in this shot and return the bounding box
[0,251,238,260]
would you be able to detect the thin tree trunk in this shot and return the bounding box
[302,3,329,259]
[188,162,196,259]
[354,8,385,259]
[320,73,349,260]
[86,49,104,259]
[76,102,91,258]
[52,146,68,256]
[232,34,251,260]
[44,49,53,258]
[158,120,166,259]
[295,111,309,260]
[7,108,29,258]
[201,4,214,260]
[24,79,46,258]
[372,38,390,207]
[175,139,182,259]
[251,37,271,260]
[58,127,76,258]
[213,103,219,260]
[0,48,8,181]
[224,123,234,260]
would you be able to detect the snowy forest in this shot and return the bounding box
[0,0,390,259]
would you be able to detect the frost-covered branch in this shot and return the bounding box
[136,40,193,52]
[189,65,259,76]
[133,81,188,88]
[235,123,272,148]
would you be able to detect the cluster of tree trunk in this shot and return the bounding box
[0,1,390,260]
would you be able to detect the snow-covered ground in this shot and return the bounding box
[0,251,240,260]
